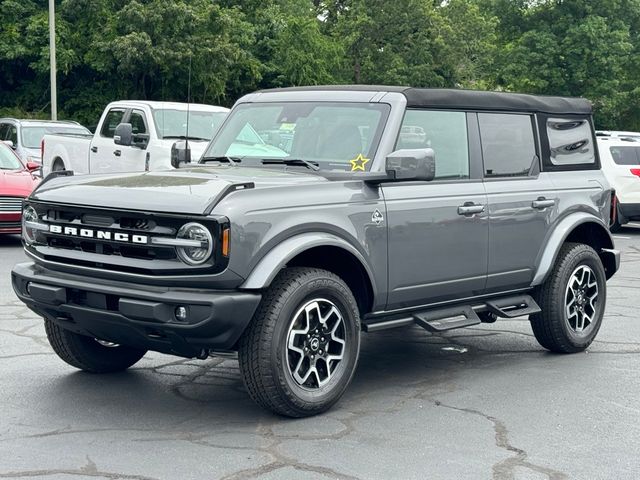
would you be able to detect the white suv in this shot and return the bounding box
[598,136,640,230]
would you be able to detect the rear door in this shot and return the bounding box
[90,107,126,173]
[383,109,489,310]
[115,109,150,172]
[479,112,557,292]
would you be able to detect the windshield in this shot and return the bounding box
[21,125,90,149]
[202,102,390,171]
[0,145,23,170]
[153,109,227,140]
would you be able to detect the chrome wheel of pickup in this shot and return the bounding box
[286,298,346,390]
[565,265,598,334]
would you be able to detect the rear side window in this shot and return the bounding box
[396,110,469,180]
[479,113,537,177]
[100,109,125,138]
[547,118,595,166]
[609,146,640,165]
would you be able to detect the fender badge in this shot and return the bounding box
[372,209,384,225]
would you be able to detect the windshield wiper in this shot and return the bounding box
[261,158,320,171]
[200,156,241,166]
[163,135,209,141]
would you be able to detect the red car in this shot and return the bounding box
[0,142,40,234]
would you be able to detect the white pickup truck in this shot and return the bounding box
[42,100,229,176]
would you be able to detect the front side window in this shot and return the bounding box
[153,109,227,141]
[547,118,595,166]
[396,109,469,180]
[479,113,537,177]
[100,109,126,138]
[203,102,389,171]
[610,145,640,165]
[129,110,147,134]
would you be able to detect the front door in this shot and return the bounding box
[383,109,488,311]
[116,109,149,172]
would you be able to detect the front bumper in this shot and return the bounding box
[12,262,261,357]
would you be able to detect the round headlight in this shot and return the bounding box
[22,206,39,245]
[176,222,213,265]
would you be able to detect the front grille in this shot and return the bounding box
[26,202,228,275]
[0,197,23,212]
[0,221,21,228]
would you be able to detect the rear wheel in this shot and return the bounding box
[530,242,606,353]
[45,319,146,373]
[238,267,361,417]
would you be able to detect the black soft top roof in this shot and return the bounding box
[259,85,592,115]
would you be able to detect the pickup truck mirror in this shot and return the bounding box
[3,140,15,149]
[385,148,436,182]
[114,123,133,147]
[171,140,191,168]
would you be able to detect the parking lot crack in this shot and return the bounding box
[434,400,568,480]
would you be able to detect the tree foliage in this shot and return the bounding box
[0,0,639,129]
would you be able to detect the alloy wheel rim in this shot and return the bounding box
[285,298,346,390]
[565,265,598,334]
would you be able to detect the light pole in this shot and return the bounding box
[48,0,57,120]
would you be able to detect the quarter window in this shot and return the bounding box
[546,118,595,166]
[396,110,469,180]
[479,113,537,177]
[100,109,125,138]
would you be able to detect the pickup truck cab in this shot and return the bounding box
[41,101,229,176]
[14,86,619,417]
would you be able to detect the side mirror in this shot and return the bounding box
[385,148,436,182]
[3,140,15,149]
[113,123,133,146]
[26,162,41,172]
[171,140,191,168]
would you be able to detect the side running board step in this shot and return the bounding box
[413,306,480,332]
[485,294,541,319]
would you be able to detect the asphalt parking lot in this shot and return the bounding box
[1,229,639,480]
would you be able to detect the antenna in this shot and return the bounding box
[185,54,192,152]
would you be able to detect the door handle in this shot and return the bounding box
[458,202,485,216]
[114,150,121,157]
[532,197,555,209]
[90,146,98,153]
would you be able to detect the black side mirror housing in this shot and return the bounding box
[114,123,133,147]
[385,148,436,182]
[171,141,191,168]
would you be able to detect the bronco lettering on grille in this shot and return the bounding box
[49,225,148,244]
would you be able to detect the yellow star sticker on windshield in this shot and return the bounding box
[350,153,370,172]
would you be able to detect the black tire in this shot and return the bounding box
[238,267,361,417]
[44,319,146,373]
[51,159,65,172]
[530,242,606,353]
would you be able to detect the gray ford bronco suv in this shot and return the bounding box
[12,86,620,417]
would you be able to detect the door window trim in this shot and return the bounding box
[100,108,127,139]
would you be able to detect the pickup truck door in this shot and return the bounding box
[114,109,149,172]
[90,107,126,173]
[383,110,488,311]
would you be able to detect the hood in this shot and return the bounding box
[0,169,40,197]
[30,166,327,215]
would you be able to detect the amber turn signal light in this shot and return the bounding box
[221,228,230,257]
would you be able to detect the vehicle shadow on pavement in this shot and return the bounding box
[0,234,22,247]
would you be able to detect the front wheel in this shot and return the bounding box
[45,320,147,373]
[530,242,606,353]
[238,267,361,417]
